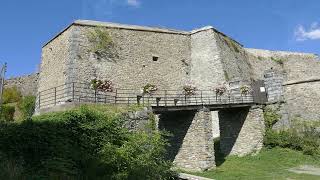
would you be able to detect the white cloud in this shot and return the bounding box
[127,0,140,7]
[295,22,320,41]
[81,0,141,19]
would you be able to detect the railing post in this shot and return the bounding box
[114,89,117,104]
[156,97,161,107]
[164,90,167,107]
[137,95,142,105]
[54,87,57,105]
[72,82,75,101]
[94,89,97,103]
[200,90,203,105]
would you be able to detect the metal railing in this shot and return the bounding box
[36,82,255,110]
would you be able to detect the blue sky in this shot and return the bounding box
[0,0,319,78]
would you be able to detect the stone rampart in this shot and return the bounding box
[4,73,39,96]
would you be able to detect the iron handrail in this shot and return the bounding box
[36,82,255,110]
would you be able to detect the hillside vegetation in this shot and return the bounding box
[0,86,36,121]
[0,105,176,179]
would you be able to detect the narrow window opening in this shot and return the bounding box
[152,56,159,61]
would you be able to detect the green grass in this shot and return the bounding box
[191,147,320,180]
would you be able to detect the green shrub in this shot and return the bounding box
[0,106,175,179]
[270,57,285,65]
[263,107,281,129]
[0,152,25,180]
[2,87,22,104]
[264,128,320,156]
[0,105,15,122]
[18,96,36,119]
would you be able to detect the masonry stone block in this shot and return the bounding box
[159,109,215,172]
[219,106,265,156]
[4,73,39,96]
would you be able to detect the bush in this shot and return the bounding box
[264,128,320,156]
[2,87,22,104]
[18,96,36,119]
[0,152,25,180]
[0,105,15,122]
[263,107,281,129]
[0,106,175,179]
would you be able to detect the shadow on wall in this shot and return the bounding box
[158,111,195,162]
[218,107,249,156]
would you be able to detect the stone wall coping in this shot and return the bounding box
[283,78,320,86]
[43,19,243,48]
[245,48,318,58]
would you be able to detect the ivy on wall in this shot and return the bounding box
[271,57,285,66]
[86,28,119,62]
[223,36,240,53]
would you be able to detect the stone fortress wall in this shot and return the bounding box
[12,20,320,171]
[4,73,39,96]
[246,48,320,126]
[38,20,258,92]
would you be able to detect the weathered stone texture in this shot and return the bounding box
[219,106,265,156]
[5,73,39,96]
[211,111,220,139]
[245,48,283,80]
[264,70,284,102]
[124,108,153,131]
[282,54,319,83]
[190,29,225,89]
[38,27,73,92]
[246,48,319,83]
[246,47,320,123]
[69,25,191,90]
[284,81,320,121]
[215,34,252,82]
[265,102,290,130]
[159,109,215,172]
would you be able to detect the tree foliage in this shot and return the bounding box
[2,86,22,104]
[0,106,175,179]
[18,96,36,119]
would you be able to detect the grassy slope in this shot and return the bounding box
[192,148,320,180]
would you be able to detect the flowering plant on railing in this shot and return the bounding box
[183,85,197,96]
[143,83,158,95]
[214,86,227,97]
[90,78,102,90]
[100,80,114,92]
[240,85,251,96]
[90,78,114,92]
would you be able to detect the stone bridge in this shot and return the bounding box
[35,82,266,172]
